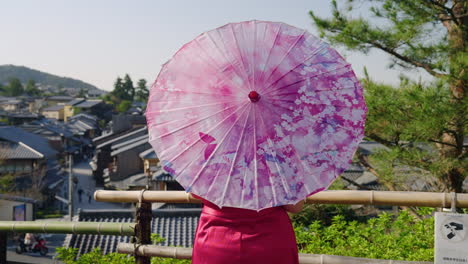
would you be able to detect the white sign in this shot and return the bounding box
[435,212,468,264]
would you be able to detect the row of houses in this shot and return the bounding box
[90,115,183,192]
[0,95,112,123]
[0,111,99,212]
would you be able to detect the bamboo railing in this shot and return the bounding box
[0,221,135,236]
[94,190,468,208]
[117,244,432,264]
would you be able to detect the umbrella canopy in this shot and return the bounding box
[147,20,367,210]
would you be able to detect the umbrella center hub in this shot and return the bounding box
[248,91,261,103]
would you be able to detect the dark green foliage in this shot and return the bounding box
[311,1,467,192]
[111,74,135,102]
[295,209,434,261]
[135,78,149,102]
[56,247,134,264]
[116,100,132,113]
[362,78,466,191]
[122,74,135,101]
[0,174,15,192]
[2,78,24,96]
[292,203,365,226]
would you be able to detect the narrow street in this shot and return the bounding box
[71,159,127,212]
[7,159,127,264]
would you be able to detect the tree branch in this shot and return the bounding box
[340,175,371,190]
[427,0,460,25]
[367,39,447,78]
[365,134,395,147]
[357,153,423,220]
[428,139,458,148]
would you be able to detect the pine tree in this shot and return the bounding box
[5,78,24,96]
[122,74,135,101]
[135,78,149,102]
[310,1,467,192]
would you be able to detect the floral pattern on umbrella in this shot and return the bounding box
[147,20,367,210]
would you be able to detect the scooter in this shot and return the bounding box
[16,235,48,256]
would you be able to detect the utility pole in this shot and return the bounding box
[68,153,74,220]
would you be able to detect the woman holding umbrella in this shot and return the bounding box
[147,20,366,263]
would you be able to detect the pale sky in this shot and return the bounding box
[0,0,433,91]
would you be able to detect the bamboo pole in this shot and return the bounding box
[94,190,468,208]
[117,244,432,264]
[135,202,151,264]
[0,221,135,236]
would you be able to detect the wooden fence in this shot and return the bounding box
[1,190,466,264]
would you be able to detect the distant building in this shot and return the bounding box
[45,96,74,107]
[0,126,57,192]
[0,194,36,221]
[0,99,23,112]
[63,98,85,122]
[42,104,65,120]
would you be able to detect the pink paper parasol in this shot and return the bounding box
[147,20,367,210]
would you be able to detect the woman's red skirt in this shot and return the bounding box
[192,199,299,264]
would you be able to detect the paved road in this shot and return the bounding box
[7,159,127,264]
[72,159,127,212]
[7,233,65,264]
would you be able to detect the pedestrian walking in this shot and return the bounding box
[78,188,83,203]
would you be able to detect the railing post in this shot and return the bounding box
[135,202,152,264]
[0,232,6,264]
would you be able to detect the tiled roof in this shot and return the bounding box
[95,126,147,149]
[74,100,102,108]
[0,194,37,204]
[64,208,201,257]
[0,126,56,158]
[47,96,74,101]
[69,113,98,122]
[0,99,21,105]
[0,141,44,159]
[153,172,177,183]
[65,98,85,106]
[110,138,149,156]
[42,104,65,111]
[111,134,148,150]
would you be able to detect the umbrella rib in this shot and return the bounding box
[205,30,249,93]
[186,102,250,190]
[258,23,282,87]
[191,38,246,93]
[263,64,353,97]
[251,20,257,92]
[257,112,288,205]
[229,23,253,92]
[166,102,249,188]
[240,105,253,208]
[261,44,334,94]
[219,103,251,206]
[252,105,260,210]
[155,103,241,140]
[259,29,307,94]
[204,105,250,200]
